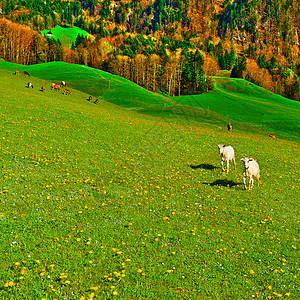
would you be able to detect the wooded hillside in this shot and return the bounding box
[0,0,300,100]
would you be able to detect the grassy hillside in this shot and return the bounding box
[0,62,299,299]
[1,61,299,142]
[174,78,300,140]
[0,61,171,109]
[40,25,92,47]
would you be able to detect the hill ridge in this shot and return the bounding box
[1,61,299,141]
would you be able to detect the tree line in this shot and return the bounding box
[1,0,300,100]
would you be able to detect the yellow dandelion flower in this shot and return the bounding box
[89,260,93,264]
[80,297,86,300]
[65,280,71,284]
[250,270,255,274]
[166,270,173,273]
[90,286,99,291]
[19,276,24,280]
[112,291,118,296]
[110,286,116,289]
[137,269,143,273]
[8,281,14,287]
[76,238,81,242]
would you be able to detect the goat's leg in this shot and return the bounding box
[243,176,247,190]
[249,176,253,190]
[221,160,224,172]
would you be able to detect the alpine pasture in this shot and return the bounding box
[0,61,299,299]
[40,25,92,48]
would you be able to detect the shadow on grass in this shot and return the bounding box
[202,179,242,188]
[190,163,218,170]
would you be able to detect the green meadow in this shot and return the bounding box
[41,26,91,47]
[0,61,299,299]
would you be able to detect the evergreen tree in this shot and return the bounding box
[231,55,246,78]
[218,54,226,70]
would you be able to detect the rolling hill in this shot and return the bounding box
[1,61,299,141]
[0,61,299,299]
[174,78,300,140]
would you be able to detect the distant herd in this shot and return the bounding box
[14,69,99,105]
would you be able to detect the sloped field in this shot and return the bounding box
[40,25,91,47]
[0,63,299,299]
[175,78,300,140]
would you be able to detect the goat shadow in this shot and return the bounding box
[203,179,242,188]
[190,163,218,170]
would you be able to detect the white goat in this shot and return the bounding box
[240,157,260,190]
[217,144,236,174]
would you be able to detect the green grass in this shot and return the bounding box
[0,62,299,299]
[0,61,171,109]
[40,25,91,47]
[2,61,299,141]
[174,77,300,140]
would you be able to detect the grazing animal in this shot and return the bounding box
[94,98,99,104]
[61,81,66,87]
[27,82,33,88]
[24,71,30,76]
[240,157,260,190]
[88,96,92,101]
[52,84,61,92]
[64,89,71,95]
[269,134,276,138]
[15,69,19,75]
[217,144,236,174]
[227,123,232,133]
[41,86,45,92]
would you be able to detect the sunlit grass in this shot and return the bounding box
[40,25,91,47]
[0,63,299,299]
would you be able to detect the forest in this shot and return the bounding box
[0,0,300,99]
